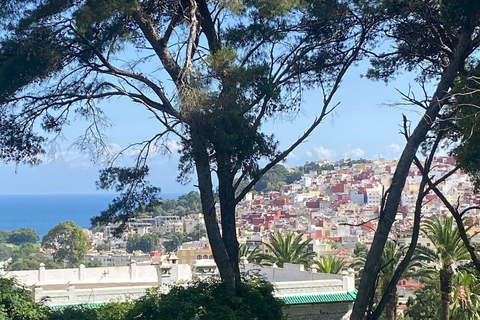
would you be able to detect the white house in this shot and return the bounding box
[3,260,356,320]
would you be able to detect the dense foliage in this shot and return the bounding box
[0,0,378,295]
[0,228,39,245]
[0,231,9,243]
[150,191,202,217]
[42,221,89,266]
[258,231,315,268]
[0,278,48,320]
[254,164,302,192]
[126,233,159,254]
[0,277,283,320]
[127,277,284,320]
[7,228,39,245]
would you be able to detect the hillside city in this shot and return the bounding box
[1,156,479,319]
[81,155,476,264]
[77,155,479,297]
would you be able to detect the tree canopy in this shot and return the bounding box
[126,233,159,253]
[0,0,380,295]
[150,191,202,217]
[41,221,89,266]
[7,228,39,245]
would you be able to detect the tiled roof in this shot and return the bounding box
[50,303,104,311]
[280,290,357,305]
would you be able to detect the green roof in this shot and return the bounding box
[280,290,357,305]
[49,291,357,309]
[50,303,104,311]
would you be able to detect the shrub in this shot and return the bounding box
[127,277,285,320]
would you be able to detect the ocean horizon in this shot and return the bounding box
[0,193,182,238]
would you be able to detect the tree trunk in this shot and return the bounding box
[351,30,475,320]
[384,285,397,320]
[217,162,240,279]
[440,266,453,320]
[190,129,236,296]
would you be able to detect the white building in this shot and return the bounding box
[4,262,356,320]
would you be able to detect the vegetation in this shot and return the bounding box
[254,165,303,192]
[404,274,441,320]
[95,242,110,252]
[353,1,480,318]
[238,244,263,264]
[126,233,159,254]
[47,302,134,320]
[2,243,63,271]
[405,268,480,320]
[415,216,470,320]
[6,253,62,271]
[1,0,479,316]
[0,228,39,246]
[351,240,421,320]
[0,231,10,243]
[0,278,48,320]
[127,277,284,320]
[300,162,334,173]
[258,231,315,268]
[163,225,207,253]
[147,191,202,217]
[0,0,379,296]
[0,244,12,262]
[42,221,89,266]
[314,256,345,274]
[0,277,283,320]
[7,228,39,245]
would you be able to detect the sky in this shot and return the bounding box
[0,58,426,195]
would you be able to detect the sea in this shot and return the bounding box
[0,193,181,239]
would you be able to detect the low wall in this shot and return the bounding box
[4,261,158,286]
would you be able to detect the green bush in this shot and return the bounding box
[47,302,133,320]
[127,277,285,320]
[1,277,283,320]
[0,278,48,320]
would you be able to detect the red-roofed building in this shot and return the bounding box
[332,183,345,193]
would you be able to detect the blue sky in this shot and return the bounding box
[0,62,423,195]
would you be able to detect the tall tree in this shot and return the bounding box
[0,0,378,294]
[41,221,89,266]
[352,1,480,318]
[405,270,480,320]
[351,239,420,320]
[415,216,470,320]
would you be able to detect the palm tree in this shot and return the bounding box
[314,255,346,274]
[406,269,480,320]
[451,272,480,320]
[238,244,263,264]
[259,231,315,268]
[349,239,418,320]
[416,216,470,320]
[378,240,406,320]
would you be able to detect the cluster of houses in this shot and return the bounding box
[84,156,480,271]
[5,156,478,318]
